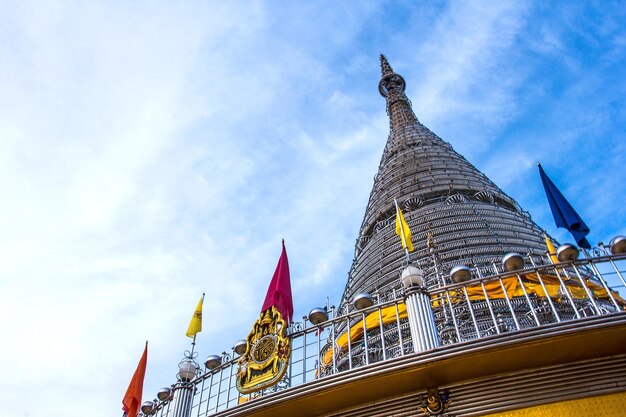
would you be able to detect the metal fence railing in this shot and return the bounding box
[144,250,626,417]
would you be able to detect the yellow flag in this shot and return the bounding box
[395,206,414,252]
[544,234,559,264]
[186,297,203,338]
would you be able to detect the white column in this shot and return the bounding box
[402,266,439,353]
[167,383,194,417]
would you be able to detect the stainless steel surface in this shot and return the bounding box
[361,311,370,366]
[353,293,374,310]
[157,387,172,401]
[178,360,198,382]
[169,383,194,417]
[204,355,222,370]
[146,55,626,417]
[201,314,626,417]
[401,265,424,288]
[141,401,154,415]
[326,355,626,417]
[556,243,579,262]
[610,235,626,255]
[502,252,524,272]
[342,56,551,312]
[147,252,626,417]
[450,265,471,283]
[308,307,329,325]
[233,340,247,356]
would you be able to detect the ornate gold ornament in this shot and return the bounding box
[236,306,290,393]
[419,387,452,416]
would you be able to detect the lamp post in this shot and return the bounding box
[165,355,199,417]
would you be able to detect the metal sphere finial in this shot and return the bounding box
[141,401,154,415]
[556,243,579,262]
[308,307,329,325]
[502,253,524,272]
[450,265,471,283]
[178,358,199,382]
[401,265,424,288]
[353,293,374,310]
[157,387,172,401]
[234,340,247,356]
[609,236,626,255]
[204,354,222,369]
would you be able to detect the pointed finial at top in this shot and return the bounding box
[378,54,407,97]
[380,54,394,77]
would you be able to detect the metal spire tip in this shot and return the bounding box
[380,54,394,76]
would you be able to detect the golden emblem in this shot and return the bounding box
[236,306,290,393]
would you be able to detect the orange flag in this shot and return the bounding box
[122,342,148,417]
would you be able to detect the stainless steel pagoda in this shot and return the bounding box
[142,55,626,417]
[341,55,550,308]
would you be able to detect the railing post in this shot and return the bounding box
[598,243,626,289]
[462,286,481,338]
[530,254,580,319]
[402,266,439,352]
[224,351,235,408]
[167,382,194,417]
[302,317,308,384]
[581,249,621,310]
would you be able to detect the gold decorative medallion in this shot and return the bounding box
[236,306,291,393]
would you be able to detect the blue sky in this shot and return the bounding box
[0,1,625,416]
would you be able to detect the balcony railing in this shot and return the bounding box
[144,248,626,417]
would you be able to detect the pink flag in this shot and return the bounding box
[261,240,293,323]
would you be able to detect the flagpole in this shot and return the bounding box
[394,198,410,263]
[189,292,205,359]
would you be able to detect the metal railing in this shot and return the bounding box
[430,252,626,345]
[145,250,626,417]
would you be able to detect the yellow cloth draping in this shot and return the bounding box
[433,272,626,306]
[322,303,407,365]
[321,273,624,366]
[457,273,624,303]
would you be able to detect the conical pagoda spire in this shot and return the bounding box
[340,56,549,310]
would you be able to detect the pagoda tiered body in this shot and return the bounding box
[341,56,546,308]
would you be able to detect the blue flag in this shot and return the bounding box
[538,164,590,249]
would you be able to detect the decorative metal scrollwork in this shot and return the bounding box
[375,218,392,231]
[183,348,199,361]
[445,194,468,205]
[403,196,424,211]
[357,235,371,249]
[474,190,494,204]
[288,321,303,334]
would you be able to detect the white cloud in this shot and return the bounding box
[411,1,528,129]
